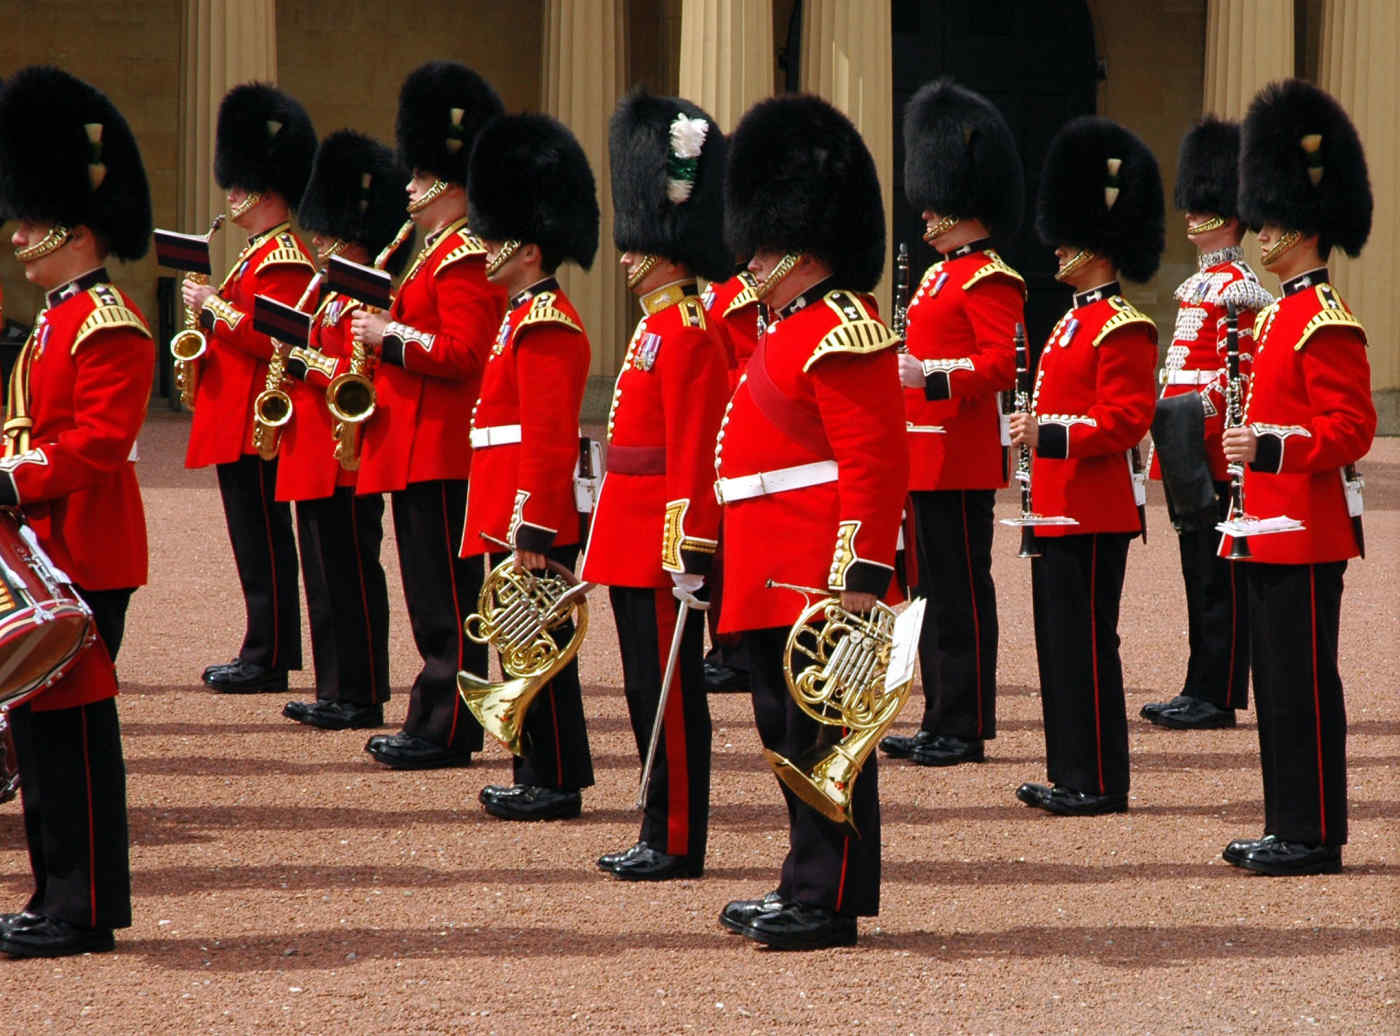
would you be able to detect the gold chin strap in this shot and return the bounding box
[14,223,71,263]
[922,214,960,244]
[1186,214,1227,236]
[407,178,450,214]
[316,238,349,267]
[625,253,659,290]
[229,192,263,220]
[485,239,521,277]
[1261,230,1302,266]
[1054,248,1096,282]
[755,252,801,300]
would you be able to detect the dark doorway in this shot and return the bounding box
[892,0,1099,353]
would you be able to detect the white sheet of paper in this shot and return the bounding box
[885,597,927,694]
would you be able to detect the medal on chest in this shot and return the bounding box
[1056,316,1079,348]
[635,332,663,372]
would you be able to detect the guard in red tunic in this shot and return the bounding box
[1142,118,1272,731]
[582,91,731,879]
[879,79,1024,769]
[1008,117,1163,818]
[356,62,508,770]
[0,66,153,957]
[184,84,316,693]
[715,95,908,949]
[277,131,412,731]
[462,112,599,821]
[1219,80,1375,876]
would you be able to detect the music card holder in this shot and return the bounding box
[153,229,213,275]
[252,295,312,349]
[326,255,393,311]
[1214,515,1305,538]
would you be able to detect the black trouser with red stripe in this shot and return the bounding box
[393,478,486,753]
[1247,561,1348,846]
[910,489,999,740]
[488,546,594,792]
[610,585,710,862]
[9,587,133,930]
[1166,480,1250,709]
[1030,533,1132,797]
[296,487,390,705]
[216,454,302,672]
[744,626,879,917]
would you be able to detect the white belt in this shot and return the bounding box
[469,424,522,449]
[1163,369,1218,386]
[715,460,838,504]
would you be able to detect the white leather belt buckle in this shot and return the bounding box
[1164,369,1218,386]
[469,424,523,449]
[715,459,838,505]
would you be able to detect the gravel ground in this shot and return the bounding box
[2,410,1395,1033]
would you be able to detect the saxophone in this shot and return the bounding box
[170,214,226,408]
[252,276,322,461]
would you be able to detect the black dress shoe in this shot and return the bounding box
[479,784,581,821]
[1238,839,1341,876]
[0,915,114,958]
[365,732,471,770]
[910,734,985,767]
[703,659,748,693]
[719,891,784,934]
[597,841,646,871]
[1139,694,1188,721]
[879,729,936,759]
[604,844,702,882]
[201,658,241,683]
[204,659,288,694]
[0,911,42,934]
[744,902,857,950]
[1223,833,1278,865]
[284,700,384,730]
[1144,695,1236,730]
[1016,782,1127,816]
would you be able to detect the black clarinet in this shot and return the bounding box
[1223,301,1251,559]
[892,242,910,345]
[1011,323,1040,559]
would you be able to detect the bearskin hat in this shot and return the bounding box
[1239,79,1371,258]
[1036,116,1165,283]
[214,83,316,208]
[0,66,152,261]
[903,78,1024,241]
[1173,116,1240,218]
[396,61,503,186]
[298,131,414,275]
[725,94,885,292]
[467,113,598,273]
[608,90,731,283]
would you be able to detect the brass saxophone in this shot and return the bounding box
[252,275,322,461]
[170,214,226,408]
[326,219,415,470]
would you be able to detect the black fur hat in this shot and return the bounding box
[396,61,503,186]
[214,83,316,208]
[609,89,730,283]
[467,113,599,273]
[1036,116,1165,283]
[299,131,414,276]
[725,94,885,292]
[0,66,152,261]
[1173,116,1240,217]
[903,78,1024,241]
[1239,79,1371,258]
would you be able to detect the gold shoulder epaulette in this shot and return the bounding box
[1252,302,1278,342]
[255,236,313,274]
[722,276,761,317]
[1297,284,1367,350]
[962,250,1027,295]
[678,297,707,329]
[435,231,487,275]
[517,291,583,335]
[1093,296,1156,348]
[73,286,151,352]
[803,290,900,371]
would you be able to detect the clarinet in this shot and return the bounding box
[1012,323,1040,559]
[1223,302,1251,559]
[892,242,910,344]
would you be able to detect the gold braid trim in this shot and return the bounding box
[962,251,1027,295]
[434,231,488,276]
[254,236,314,274]
[721,273,761,317]
[1092,296,1156,348]
[678,297,706,329]
[803,291,900,372]
[72,287,151,353]
[1297,284,1367,350]
[517,292,583,335]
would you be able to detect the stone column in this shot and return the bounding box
[1320,0,1397,420]
[1203,0,1294,118]
[179,0,279,280]
[798,0,894,310]
[543,0,629,386]
[678,0,774,132]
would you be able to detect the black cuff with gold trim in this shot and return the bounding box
[1250,432,1283,474]
[285,353,308,381]
[679,545,715,577]
[380,330,406,368]
[1037,424,1069,460]
[513,521,555,555]
[844,559,892,597]
[923,370,951,401]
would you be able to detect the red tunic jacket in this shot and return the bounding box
[715,285,909,633]
[185,223,315,468]
[1150,248,1271,482]
[702,271,762,392]
[903,247,1022,490]
[1030,285,1157,537]
[1219,276,1374,565]
[461,281,589,557]
[0,271,153,710]
[348,218,506,494]
[581,282,729,589]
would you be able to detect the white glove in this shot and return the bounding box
[671,572,704,594]
[898,351,926,389]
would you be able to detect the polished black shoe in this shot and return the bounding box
[1223,833,1278,866]
[284,700,384,730]
[0,911,41,934]
[879,729,936,759]
[703,659,748,694]
[201,658,241,683]
[744,902,857,950]
[365,732,471,770]
[1143,695,1236,730]
[719,891,784,934]
[603,844,702,882]
[204,659,288,694]
[1237,839,1341,876]
[0,915,114,958]
[1016,782,1127,816]
[597,841,646,872]
[910,734,985,767]
[479,784,581,821]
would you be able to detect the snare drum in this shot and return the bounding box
[0,508,94,709]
